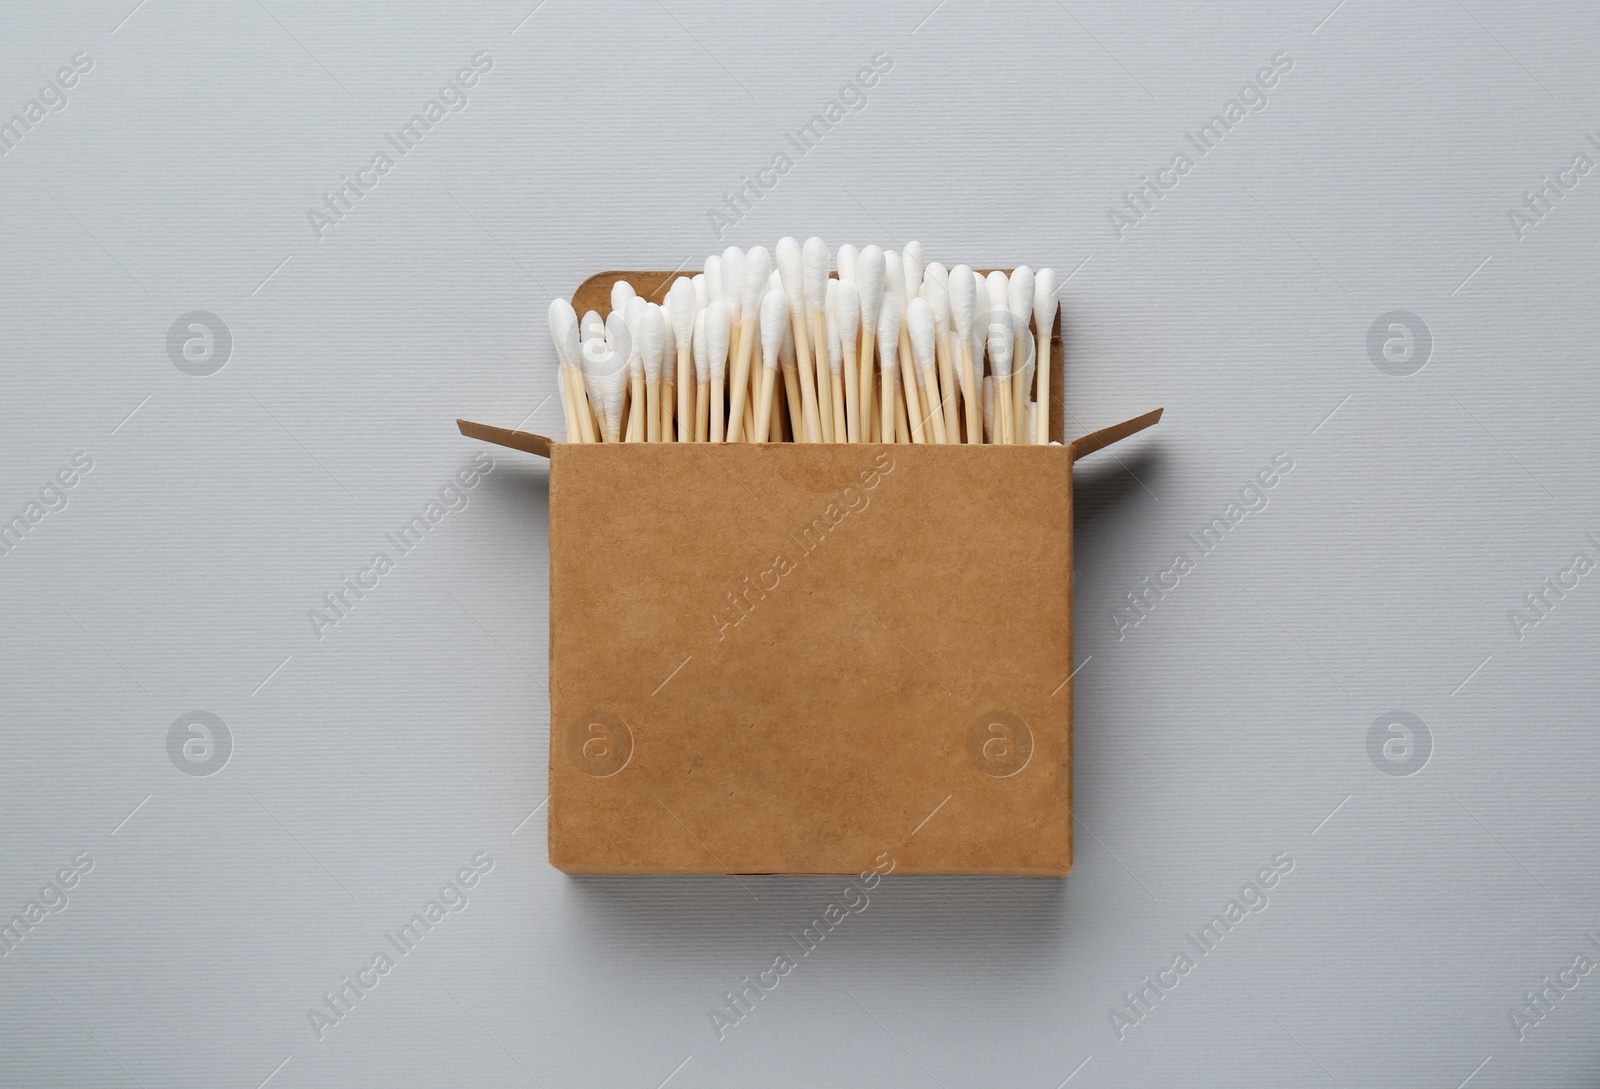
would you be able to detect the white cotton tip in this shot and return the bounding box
[770,269,781,291]
[760,287,788,369]
[580,335,605,382]
[923,261,947,295]
[669,278,695,344]
[903,241,924,300]
[641,303,666,382]
[835,277,860,349]
[549,299,578,367]
[705,299,730,381]
[776,236,805,317]
[922,276,950,334]
[986,308,1014,378]
[741,246,771,319]
[985,270,1010,324]
[858,246,885,324]
[982,376,996,443]
[610,279,636,316]
[803,236,829,312]
[624,294,644,337]
[884,250,904,305]
[825,280,842,375]
[703,256,723,303]
[971,274,990,369]
[722,247,745,320]
[837,243,858,284]
[949,264,975,336]
[608,315,640,377]
[876,294,903,374]
[692,272,710,311]
[660,302,677,362]
[1034,268,1060,335]
[1008,266,1035,329]
[582,309,605,343]
[971,268,988,305]
[549,297,577,337]
[559,321,580,372]
[907,297,936,374]
[598,357,627,432]
[582,336,627,434]
[606,310,629,359]
[692,308,709,383]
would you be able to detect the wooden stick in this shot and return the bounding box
[558,365,580,441]
[567,365,597,443]
[726,316,757,442]
[627,370,645,442]
[902,356,927,444]
[713,321,736,444]
[803,237,833,442]
[879,369,896,444]
[812,310,835,443]
[1012,330,1029,449]
[1034,326,1050,444]
[696,379,709,442]
[580,366,599,443]
[859,331,876,444]
[778,350,804,443]
[551,302,583,442]
[830,370,846,446]
[996,374,1015,445]
[790,311,822,442]
[676,344,691,442]
[936,331,959,444]
[564,366,581,443]
[724,322,743,441]
[754,365,777,443]
[898,324,914,400]
[906,298,944,445]
[645,379,661,443]
[893,381,910,443]
[711,367,726,442]
[958,339,980,445]
[920,364,947,443]
[842,337,861,443]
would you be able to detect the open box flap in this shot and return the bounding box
[457,406,1161,462]
[456,419,555,458]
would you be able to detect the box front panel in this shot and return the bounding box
[549,443,1073,874]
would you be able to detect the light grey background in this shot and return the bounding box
[2,1,1597,1086]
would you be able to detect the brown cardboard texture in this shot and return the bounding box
[459,270,1160,876]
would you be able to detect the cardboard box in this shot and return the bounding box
[459,270,1160,876]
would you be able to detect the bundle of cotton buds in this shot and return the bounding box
[548,239,1061,444]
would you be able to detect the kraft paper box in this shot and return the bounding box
[459,270,1160,877]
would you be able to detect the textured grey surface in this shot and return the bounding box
[2,1,1598,1086]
